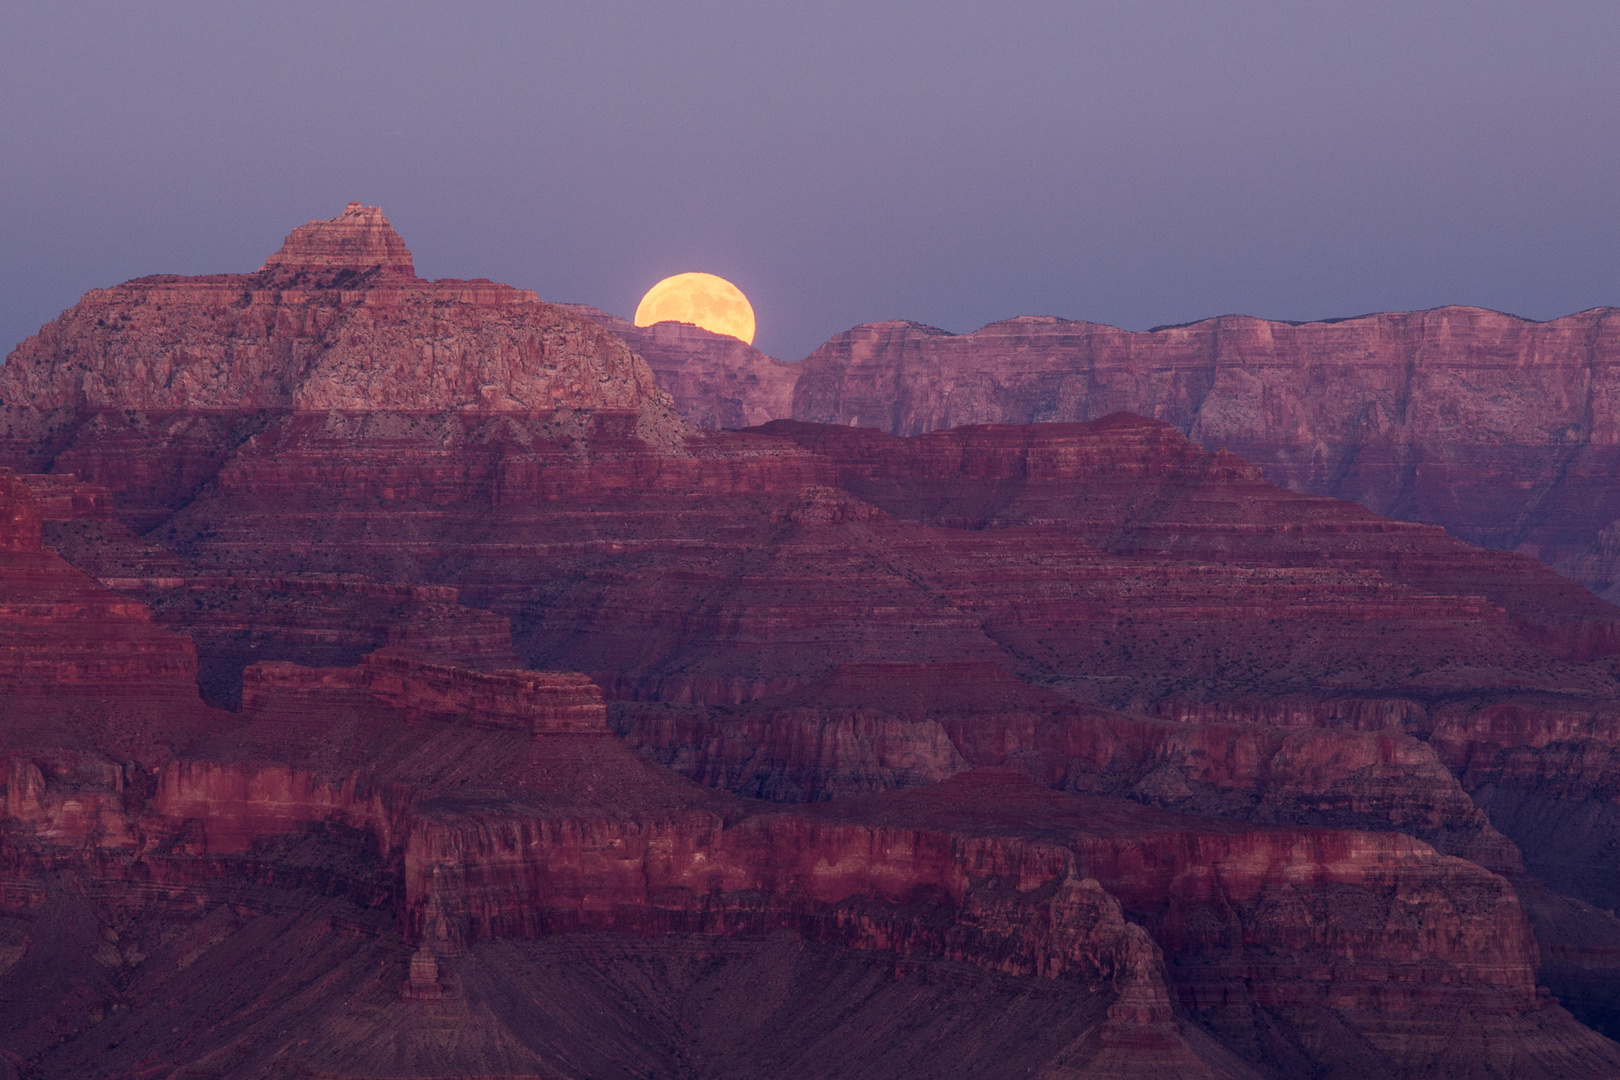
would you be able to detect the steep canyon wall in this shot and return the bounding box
[5,205,1620,1077]
[575,306,1620,597]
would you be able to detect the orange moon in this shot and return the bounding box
[634,272,756,344]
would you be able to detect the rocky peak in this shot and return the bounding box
[0,204,674,419]
[258,201,415,275]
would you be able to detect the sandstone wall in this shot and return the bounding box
[243,651,608,735]
[573,304,1620,592]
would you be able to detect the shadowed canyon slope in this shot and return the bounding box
[7,206,1620,1077]
[573,306,1620,599]
[560,304,797,430]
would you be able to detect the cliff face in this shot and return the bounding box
[148,411,1620,717]
[0,204,678,532]
[10,208,1620,1076]
[0,266,662,420]
[5,656,1606,1078]
[0,468,198,699]
[615,660,1520,871]
[27,474,521,707]
[243,649,609,735]
[2,455,1614,1078]
[562,303,797,428]
[786,309,1620,580]
[579,306,1620,591]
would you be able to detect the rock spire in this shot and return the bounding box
[259,201,415,275]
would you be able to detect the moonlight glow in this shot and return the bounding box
[634,272,756,344]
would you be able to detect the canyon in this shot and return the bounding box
[3,205,1620,1077]
[573,306,1620,600]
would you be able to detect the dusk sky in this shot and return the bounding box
[4,1,1617,362]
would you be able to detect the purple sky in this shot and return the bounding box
[4,2,1618,362]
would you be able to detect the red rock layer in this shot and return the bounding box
[22,466,523,708]
[0,274,661,420]
[145,412,1620,716]
[0,525,1600,1080]
[8,658,1613,1078]
[8,210,1620,1074]
[244,649,608,735]
[788,311,1620,573]
[259,201,416,275]
[0,469,198,696]
[0,204,678,531]
[10,213,1611,711]
[616,660,1521,870]
[0,658,1238,1076]
[563,303,798,428]
[71,390,1620,1003]
[756,415,1620,661]
[1427,697,1620,909]
[587,306,1620,589]
[0,633,1606,1074]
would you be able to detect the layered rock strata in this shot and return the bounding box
[260,201,417,274]
[8,655,1609,1078]
[0,204,678,533]
[788,310,1620,589]
[243,650,608,735]
[19,452,523,709]
[615,660,1520,868]
[0,493,1607,1075]
[0,469,198,696]
[572,305,1620,593]
[7,207,1620,1075]
[147,412,1620,715]
[561,303,798,428]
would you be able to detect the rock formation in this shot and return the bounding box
[570,305,1620,597]
[0,204,678,534]
[260,201,418,275]
[0,469,199,701]
[561,303,798,428]
[7,631,1611,1077]
[244,649,608,735]
[6,207,1620,1076]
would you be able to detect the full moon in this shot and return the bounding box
[634,272,756,344]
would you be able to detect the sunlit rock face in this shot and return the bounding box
[0,203,683,538]
[562,303,796,428]
[0,202,673,422]
[590,306,1620,595]
[259,201,417,275]
[784,310,1620,581]
[792,311,1620,560]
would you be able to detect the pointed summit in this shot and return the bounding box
[259,202,415,275]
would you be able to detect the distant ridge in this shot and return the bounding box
[571,301,1620,598]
